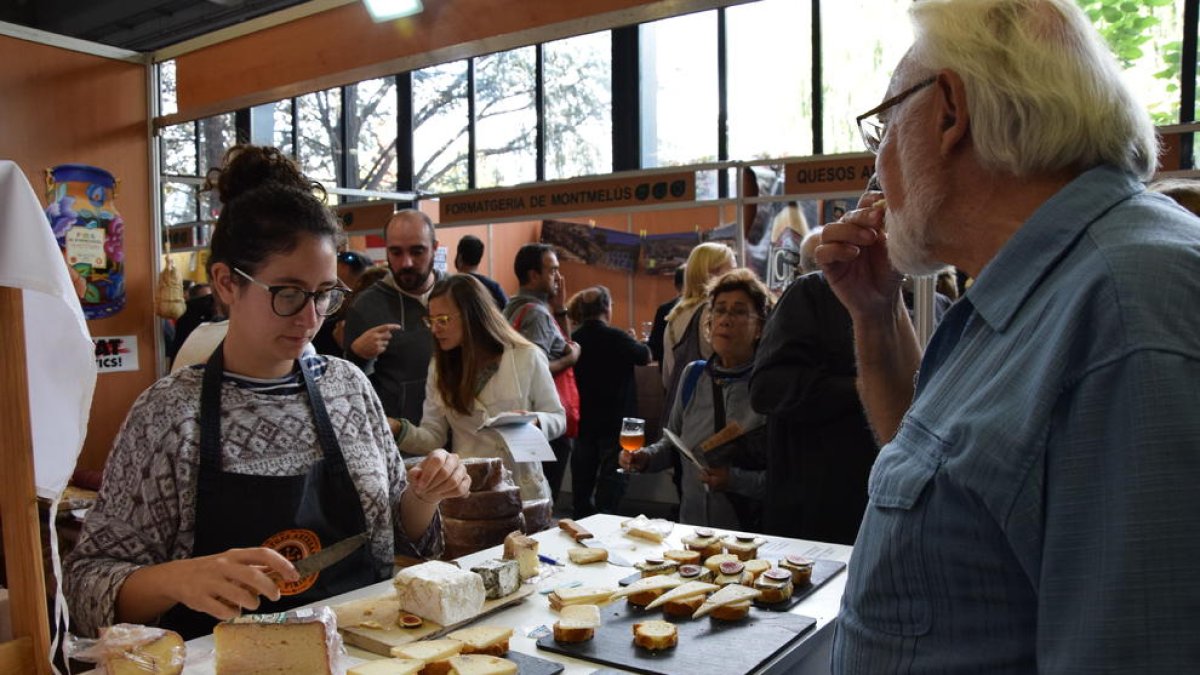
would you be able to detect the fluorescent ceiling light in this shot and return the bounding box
[363,0,424,21]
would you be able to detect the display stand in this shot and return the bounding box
[0,286,52,675]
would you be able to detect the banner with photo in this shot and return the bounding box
[540,220,645,273]
[640,231,702,276]
[596,228,641,273]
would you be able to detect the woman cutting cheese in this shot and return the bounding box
[397,274,565,503]
[65,145,469,639]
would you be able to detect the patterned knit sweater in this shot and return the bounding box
[64,356,441,637]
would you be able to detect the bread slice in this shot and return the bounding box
[702,553,740,574]
[692,584,761,619]
[743,559,771,582]
[662,549,701,566]
[567,547,609,564]
[709,599,753,621]
[645,581,719,610]
[445,626,513,656]
[632,620,678,650]
[662,594,707,617]
[348,658,425,675]
[611,575,682,600]
[553,604,601,643]
[547,586,615,611]
[447,655,518,675]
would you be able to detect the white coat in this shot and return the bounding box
[399,343,565,502]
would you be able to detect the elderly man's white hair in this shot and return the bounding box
[908,0,1158,180]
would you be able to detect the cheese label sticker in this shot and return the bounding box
[262,528,321,595]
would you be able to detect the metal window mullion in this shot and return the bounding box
[536,44,546,183]
[290,98,298,160]
[234,108,250,145]
[340,85,352,189]
[812,0,823,156]
[468,58,477,190]
[717,7,728,199]
[611,25,640,172]
[398,71,414,195]
[1181,0,1198,169]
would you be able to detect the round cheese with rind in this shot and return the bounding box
[440,485,522,520]
[521,498,553,534]
[462,457,506,492]
[443,513,525,557]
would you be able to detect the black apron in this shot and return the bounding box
[161,344,385,640]
[707,360,767,532]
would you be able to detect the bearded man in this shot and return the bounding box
[817,0,1200,671]
[343,209,443,436]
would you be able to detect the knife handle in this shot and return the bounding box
[557,518,594,542]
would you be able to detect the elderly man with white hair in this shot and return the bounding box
[818,0,1200,671]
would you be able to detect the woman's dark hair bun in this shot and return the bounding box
[204,145,323,204]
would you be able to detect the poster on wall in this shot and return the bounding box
[541,220,605,265]
[597,229,641,273]
[641,231,701,275]
[93,335,139,373]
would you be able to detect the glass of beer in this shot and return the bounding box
[617,417,646,473]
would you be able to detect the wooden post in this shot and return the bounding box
[0,287,52,675]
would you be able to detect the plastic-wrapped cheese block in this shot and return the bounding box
[520,498,553,534]
[214,606,342,675]
[439,484,522,520]
[90,624,185,675]
[393,560,486,626]
[442,513,525,558]
[470,559,520,599]
[461,457,506,492]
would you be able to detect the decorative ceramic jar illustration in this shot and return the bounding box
[45,164,126,319]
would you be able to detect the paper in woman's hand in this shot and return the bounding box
[478,411,554,463]
[478,411,539,430]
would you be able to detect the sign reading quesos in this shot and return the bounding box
[438,172,695,224]
[784,156,876,195]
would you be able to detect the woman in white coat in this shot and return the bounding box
[397,274,564,502]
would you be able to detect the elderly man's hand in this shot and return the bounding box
[815,191,904,320]
[406,449,470,504]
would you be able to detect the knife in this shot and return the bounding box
[557,519,633,567]
[282,532,369,581]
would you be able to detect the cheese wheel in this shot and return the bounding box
[462,457,506,492]
[443,514,525,557]
[440,485,522,520]
[521,498,553,534]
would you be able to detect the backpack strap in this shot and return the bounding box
[511,302,532,330]
[680,359,708,409]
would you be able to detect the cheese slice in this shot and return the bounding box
[333,597,402,629]
[692,584,761,618]
[445,626,513,653]
[645,581,719,610]
[389,638,464,662]
[448,654,518,675]
[347,658,425,675]
[611,575,683,599]
[557,604,601,629]
[550,586,615,606]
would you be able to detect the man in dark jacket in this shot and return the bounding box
[569,286,650,517]
[342,209,442,437]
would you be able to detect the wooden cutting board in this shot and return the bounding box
[336,585,534,656]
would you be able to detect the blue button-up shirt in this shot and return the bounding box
[833,166,1200,673]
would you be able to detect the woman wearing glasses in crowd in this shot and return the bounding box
[622,269,773,530]
[65,145,469,640]
[396,274,565,506]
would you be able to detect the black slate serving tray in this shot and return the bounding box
[536,600,816,675]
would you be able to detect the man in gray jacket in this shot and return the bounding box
[342,209,442,437]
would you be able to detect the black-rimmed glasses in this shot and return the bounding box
[234,267,350,317]
[855,76,937,154]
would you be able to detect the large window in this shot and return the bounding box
[544,31,613,180]
[348,77,399,191]
[640,11,719,168]
[297,87,343,185]
[1081,0,1185,125]
[821,0,914,154]
[414,61,470,194]
[727,0,813,159]
[475,47,538,188]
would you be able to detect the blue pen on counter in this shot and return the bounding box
[538,553,564,567]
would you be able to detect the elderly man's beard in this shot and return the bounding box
[884,149,951,277]
[392,260,433,293]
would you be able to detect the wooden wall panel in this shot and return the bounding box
[0,34,153,471]
[174,0,661,119]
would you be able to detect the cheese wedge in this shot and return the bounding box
[611,575,683,600]
[447,655,518,675]
[558,604,601,628]
[389,639,464,662]
[445,626,513,656]
[567,547,608,564]
[548,586,615,610]
[692,584,762,618]
[348,658,425,675]
[645,581,719,610]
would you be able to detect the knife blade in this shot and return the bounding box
[290,532,369,578]
[557,519,633,567]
